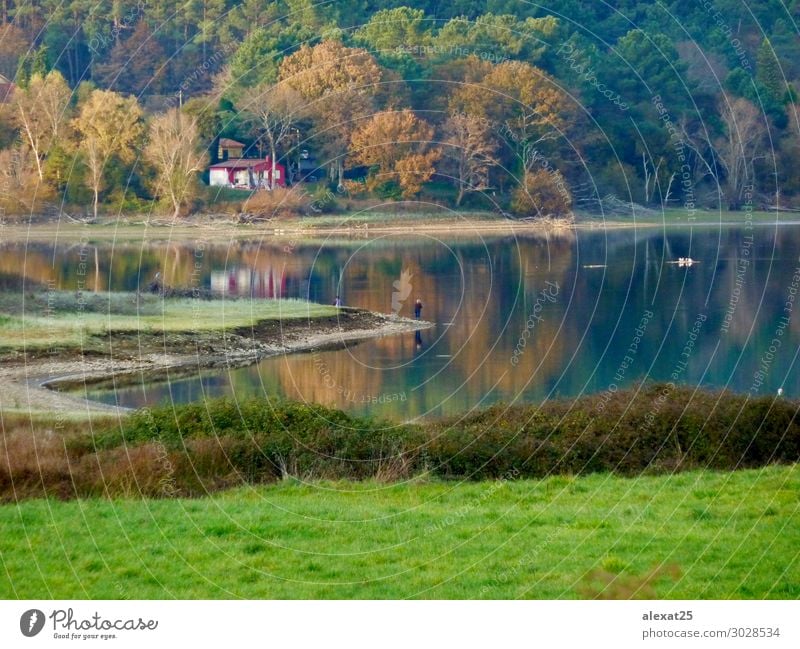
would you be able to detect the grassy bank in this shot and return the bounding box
[579,206,793,226]
[0,465,796,598]
[2,208,798,243]
[0,291,338,351]
[2,386,798,500]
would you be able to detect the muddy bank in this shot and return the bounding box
[0,310,432,414]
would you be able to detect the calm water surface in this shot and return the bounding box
[3,225,798,418]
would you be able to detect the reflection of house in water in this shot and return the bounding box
[210,266,311,298]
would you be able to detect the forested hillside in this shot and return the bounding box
[1,1,798,217]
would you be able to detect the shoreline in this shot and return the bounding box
[0,311,433,415]
[1,211,796,241]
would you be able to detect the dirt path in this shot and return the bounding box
[0,312,433,415]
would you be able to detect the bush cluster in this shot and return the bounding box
[2,385,798,500]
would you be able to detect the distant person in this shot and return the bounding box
[148,271,162,294]
[414,298,422,319]
[334,295,342,307]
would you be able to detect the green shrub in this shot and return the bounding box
[7,387,800,500]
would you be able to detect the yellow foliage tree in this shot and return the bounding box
[13,70,72,180]
[74,89,144,219]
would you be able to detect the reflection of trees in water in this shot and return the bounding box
[9,227,800,413]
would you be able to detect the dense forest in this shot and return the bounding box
[1,0,799,217]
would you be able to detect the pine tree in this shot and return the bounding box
[756,38,786,106]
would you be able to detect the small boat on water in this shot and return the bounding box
[671,257,698,267]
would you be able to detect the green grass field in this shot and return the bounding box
[0,292,338,350]
[578,206,796,226]
[1,465,797,599]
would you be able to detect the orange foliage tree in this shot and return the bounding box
[450,60,575,168]
[511,168,573,217]
[349,109,440,197]
[279,40,383,186]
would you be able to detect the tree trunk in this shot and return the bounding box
[93,186,99,220]
[456,185,465,207]
[20,120,43,180]
[268,136,277,190]
[33,152,43,180]
[94,246,99,292]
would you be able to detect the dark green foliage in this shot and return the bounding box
[14,45,49,88]
[5,0,800,211]
[20,386,793,500]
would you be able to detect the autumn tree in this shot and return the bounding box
[144,109,208,218]
[450,60,575,171]
[239,83,304,188]
[394,151,441,198]
[511,168,572,217]
[93,21,168,95]
[0,23,27,78]
[349,109,440,197]
[0,144,38,211]
[13,70,73,180]
[280,40,383,186]
[441,112,499,205]
[75,89,144,218]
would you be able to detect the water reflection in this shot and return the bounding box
[2,226,798,418]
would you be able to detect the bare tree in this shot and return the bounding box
[715,95,767,209]
[240,83,304,188]
[441,112,499,206]
[679,116,721,192]
[144,108,208,218]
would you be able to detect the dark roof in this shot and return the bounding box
[219,138,245,148]
[210,158,265,169]
[209,157,284,169]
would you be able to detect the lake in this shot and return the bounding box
[3,225,799,419]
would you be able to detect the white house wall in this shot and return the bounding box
[209,169,230,187]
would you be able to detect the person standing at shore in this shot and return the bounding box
[414,298,422,319]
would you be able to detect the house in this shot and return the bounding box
[0,73,15,103]
[208,157,286,189]
[296,149,320,182]
[217,138,245,161]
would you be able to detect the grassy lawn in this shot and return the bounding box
[577,206,796,226]
[0,292,338,350]
[0,465,797,599]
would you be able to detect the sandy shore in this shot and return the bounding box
[0,312,433,415]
